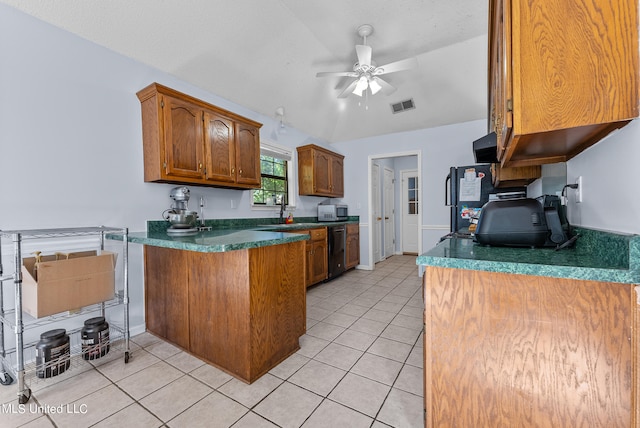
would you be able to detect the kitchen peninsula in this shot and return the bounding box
[119,217,358,384]
[124,222,308,384]
[417,228,640,427]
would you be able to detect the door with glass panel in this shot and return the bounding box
[401,170,419,254]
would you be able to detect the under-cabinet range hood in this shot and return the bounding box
[473,132,498,163]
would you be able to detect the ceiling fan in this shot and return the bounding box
[316,24,417,98]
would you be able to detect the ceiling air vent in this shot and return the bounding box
[391,99,415,114]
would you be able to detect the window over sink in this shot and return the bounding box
[252,140,296,209]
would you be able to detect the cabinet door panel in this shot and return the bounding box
[144,247,190,350]
[313,151,331,195]
[235,123,261,187]
[310,240,328,285]
[331,156,344,197]
[162,95,204,179]
[204,112,235,183]
[346,224,359,269]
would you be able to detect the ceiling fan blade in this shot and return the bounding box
[355,44,372,67]
[316,71,358,78]
[374,57,418,75]
[338,79,358,98]
[373,77,397,95]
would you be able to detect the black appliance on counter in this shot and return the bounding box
[475,195,573,248]
[327,225,346,279]
[446,164,525,235]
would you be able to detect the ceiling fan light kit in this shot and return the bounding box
[317,24,417,99]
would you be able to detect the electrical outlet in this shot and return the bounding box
[576,176,583,203]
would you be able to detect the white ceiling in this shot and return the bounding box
[1,0,489,143]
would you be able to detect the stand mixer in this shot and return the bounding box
[163,186,199,235]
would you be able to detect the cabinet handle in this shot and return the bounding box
[239,169,243,175]
[232,167,235,174]
[199,163,203,170]
[385,217,389,220]
[377,217,382,221]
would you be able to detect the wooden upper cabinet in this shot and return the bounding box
[330,156,344,197]
[234,123,261,187]
[489,0,639,167]
[162,95,205,180]
[137,83,262,189]
[297,144,345,197]
[203,110,235,184]
[312,150,332,195]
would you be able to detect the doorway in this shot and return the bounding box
[383,167,395,258]
[368,151,421,270]
[371,163,382,263]
[401,169,419,254]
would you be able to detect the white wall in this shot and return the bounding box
[334,119,483,267]
[565,120,640,234]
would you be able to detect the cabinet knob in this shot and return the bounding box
[232,167,235,174]
[239,169,243,175]
[199,163,203,170]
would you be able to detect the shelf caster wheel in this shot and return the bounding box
[125,351,130,363]
[0,372,14,386]
[18,389,31,404]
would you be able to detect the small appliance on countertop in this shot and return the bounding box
[317,203,348,222]
[474,195,574,248]
[163,186,199,235]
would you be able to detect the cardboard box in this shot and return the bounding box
[21,250,117,318]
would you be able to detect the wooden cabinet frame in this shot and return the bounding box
[423,266,638,426]
[291,228,328,287]
[488,0,639,167]
[346,223,359,270]
[297,144,345,197]
[137,83,262,189]
[144,242,305,383]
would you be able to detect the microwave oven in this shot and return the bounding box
[317,204,348,222]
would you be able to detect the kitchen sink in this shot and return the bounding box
[256,223,321,230]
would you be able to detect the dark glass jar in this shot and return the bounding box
[35,329,70,378]
[81,316,110,360]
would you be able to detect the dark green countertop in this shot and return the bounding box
[110,216,359,253]
[125,228,309,252]
[416,227,640,284]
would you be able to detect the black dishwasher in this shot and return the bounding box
[327,225,346,279]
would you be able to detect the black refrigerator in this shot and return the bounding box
[446,164,525,234]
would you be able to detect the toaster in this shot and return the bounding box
[475,198,568,247]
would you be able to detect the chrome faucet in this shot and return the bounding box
[279,198,285,224]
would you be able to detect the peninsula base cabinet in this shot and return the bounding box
[144,241,305,383]
[423,267,638,427]
[290,228,328,287]
[346,223,359,270]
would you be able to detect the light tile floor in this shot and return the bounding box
[1,255,424,427]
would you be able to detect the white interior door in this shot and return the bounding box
[401,170,419,254]
[372,163,382,263]
[383,167,395,258]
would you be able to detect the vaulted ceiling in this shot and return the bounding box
[1,0,489,143]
